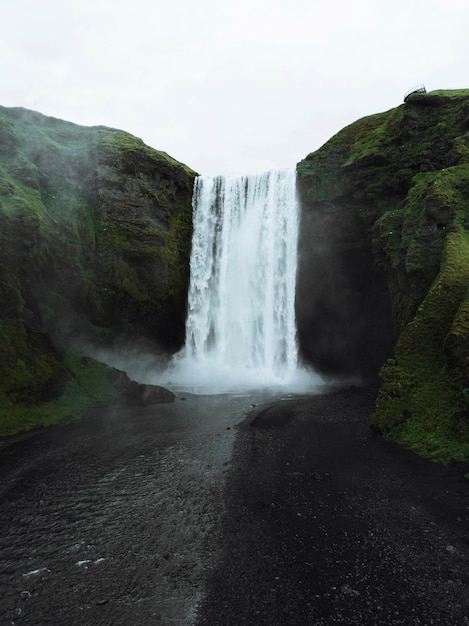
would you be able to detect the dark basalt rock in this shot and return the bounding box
[108,369,175,405]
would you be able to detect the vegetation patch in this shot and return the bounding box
[0,105,196,438]
[373,227,469,463]
[0,348,119,439]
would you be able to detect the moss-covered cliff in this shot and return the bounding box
[0,106,196,436]
[297,89,469,464]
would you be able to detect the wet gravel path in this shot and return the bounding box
[2,386,469,625]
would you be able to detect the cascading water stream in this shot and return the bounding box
[161,169,318,392]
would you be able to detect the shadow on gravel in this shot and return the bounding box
[196,386,469,626]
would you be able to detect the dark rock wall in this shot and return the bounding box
[297,89,469,463]
[296,192,394,381]
[0,106,196,433]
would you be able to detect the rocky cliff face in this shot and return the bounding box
[297,89,469,464]
[4,94,469,463]
[0,106,196,436]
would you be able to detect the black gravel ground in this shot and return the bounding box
[1,386,469,625]
[196,386,469,625]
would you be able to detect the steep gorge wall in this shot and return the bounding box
[0,106,196,435]
[297,89,469,463]
[3,94,469,464]
[295,183,394,381]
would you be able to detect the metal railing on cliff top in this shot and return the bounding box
[404,84,427,102]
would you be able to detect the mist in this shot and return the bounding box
[295,197,395,382]
[151,170,324,395]
[84,170,326,396]
[80,169,386,394]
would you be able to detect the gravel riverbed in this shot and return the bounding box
[1,386,469,625]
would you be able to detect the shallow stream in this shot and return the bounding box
[0,390,294,625]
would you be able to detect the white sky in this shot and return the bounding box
[0,0,468,176]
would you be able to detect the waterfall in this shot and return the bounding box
[162,169,318,392]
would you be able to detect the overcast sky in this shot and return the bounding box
[1,0,468,176]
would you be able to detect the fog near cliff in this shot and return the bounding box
[1,0,468,175]
[295,202,395,382]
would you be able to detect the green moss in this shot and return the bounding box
[0,104,196,437]
[451,287,469,339]
[373,209,406,268]
[372,227,469,463]
[417,88,469,99]
[298,88,469,465]
[0,348,119,439]
[0,317,66,405]
[98,129,197,178]
[298,89,469,210]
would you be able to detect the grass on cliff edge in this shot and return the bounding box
[297,88,469,208]
[0,349,119,440]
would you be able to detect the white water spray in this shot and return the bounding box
[160,169,319,392]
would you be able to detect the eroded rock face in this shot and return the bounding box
[0,106,195,434]
[297,89,469,463]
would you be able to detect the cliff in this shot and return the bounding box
[297,88,469,464]
[4,94,469,464]
[0,106,196,436]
